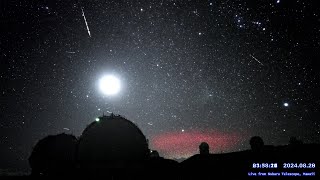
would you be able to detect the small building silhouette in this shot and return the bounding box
[199,142,210,155]
[249,136,264,152]
[150,150,160,158]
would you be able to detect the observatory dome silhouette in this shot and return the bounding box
[29,133,77,176]
[77,114,149,168]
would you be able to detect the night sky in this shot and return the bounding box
[1,0,319,170]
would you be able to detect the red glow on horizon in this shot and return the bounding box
[150,130,247,158]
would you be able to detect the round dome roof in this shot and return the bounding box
[78,114,149,167]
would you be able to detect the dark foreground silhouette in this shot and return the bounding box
[28,114,320,178]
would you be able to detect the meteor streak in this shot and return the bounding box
[250,54,264,66]
[81,7,91,37]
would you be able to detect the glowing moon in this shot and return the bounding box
[99,75,121,95]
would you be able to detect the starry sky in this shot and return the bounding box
[1,0,319,170]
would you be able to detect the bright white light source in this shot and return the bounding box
[99,75,121,95]
[284,103,289,107]
[95,118,100,122]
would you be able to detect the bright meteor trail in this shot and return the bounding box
[81,7,91,37]
[250,54,264,66]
